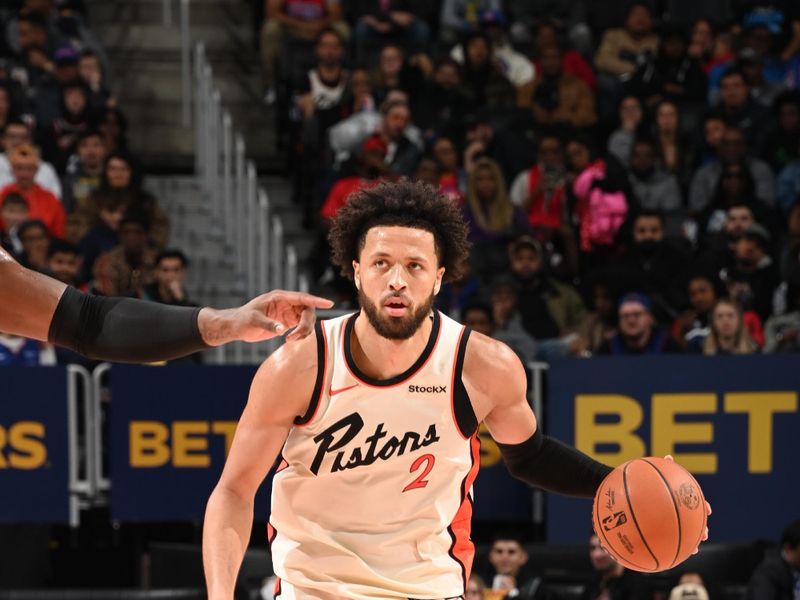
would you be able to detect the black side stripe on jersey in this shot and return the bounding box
[294,320,326,425]
[453,329,478,439]
[447,439,477,595]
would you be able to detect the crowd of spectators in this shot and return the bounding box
[462,520,800,600]
[261,0,800,360]
[0,0,195,366]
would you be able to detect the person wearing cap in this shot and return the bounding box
[508,234,587,359]
[0,143,65,238]
[597,292,682,355]
[31,44,83,128]
[726,223,780,322]
[0,119,62,198]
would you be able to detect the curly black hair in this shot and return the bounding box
[328,179,471,282]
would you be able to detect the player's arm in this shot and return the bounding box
[464,333,612,498]
[1,246,332,361]
[0,245,67,341]
[203,332,318,600]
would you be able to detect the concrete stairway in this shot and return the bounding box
[145,175,316,309]
[86,0,278,171]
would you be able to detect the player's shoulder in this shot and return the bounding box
[260,324,322,382]
[462,330,526,394]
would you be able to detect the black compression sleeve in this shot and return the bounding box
[497,429,613,498]
[48,286,208,363]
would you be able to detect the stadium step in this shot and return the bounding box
[86,0,278,171]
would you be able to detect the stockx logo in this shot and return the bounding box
[408,384,447,394]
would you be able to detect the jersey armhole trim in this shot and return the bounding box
[451,327,478,440]
[294,320,327,426]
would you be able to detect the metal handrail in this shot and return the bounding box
[67,364,94,527]
[192,42,302,363]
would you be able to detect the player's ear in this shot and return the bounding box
[434,267,445,295]
[352,260,361,290]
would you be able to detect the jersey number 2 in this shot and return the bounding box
[402,454,435,492]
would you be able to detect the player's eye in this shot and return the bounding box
[408,262,422,270]
[374,260,387,268]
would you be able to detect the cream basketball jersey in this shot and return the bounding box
[269,311,480,600]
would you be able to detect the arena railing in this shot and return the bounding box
[193,42,308,364]
[160,0,191,127]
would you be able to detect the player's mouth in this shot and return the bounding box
[384,297,409,317]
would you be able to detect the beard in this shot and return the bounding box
[358,287,435,340]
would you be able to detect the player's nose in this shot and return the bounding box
[387,264,407,290]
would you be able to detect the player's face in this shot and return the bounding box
[353,226,445,341]
[489,540,528,576]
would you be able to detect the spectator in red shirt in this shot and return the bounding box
[532,21,597,90]
[0,144,65,238]
[320,136,388,221]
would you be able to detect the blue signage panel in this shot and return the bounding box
[473,424,532,521]
[110,365,532,523]
[546,356,800,543]
[110,365,267,521]
[0,367,70,523]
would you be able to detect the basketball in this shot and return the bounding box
[592,457,707,573]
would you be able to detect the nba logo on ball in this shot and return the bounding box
[593,457,708,573]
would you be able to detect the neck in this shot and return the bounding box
[602,563,625,580]
[158,282,173,300]
[625,330,650,350]
[17,181,34,191]
[717,334,736,349]
[319,63,340,77]
[351,312,433,381]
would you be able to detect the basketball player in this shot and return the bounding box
[0,245,333,362]
[203,181,708,599]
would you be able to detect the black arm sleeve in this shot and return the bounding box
[48,286,209,363]
[497,429,613,498]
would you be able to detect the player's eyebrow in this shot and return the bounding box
[368,251,429,264]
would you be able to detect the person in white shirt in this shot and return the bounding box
[0,119,62,200]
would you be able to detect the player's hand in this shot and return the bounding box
[664,455,711,554]
[199,291,333,345]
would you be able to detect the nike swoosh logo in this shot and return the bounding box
[329,384,358,397]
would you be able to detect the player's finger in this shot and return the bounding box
[269,291,333,309]
[664,454,674,461]
[286,308,315,342]
[255,315,286,337]
[706,501,712,515]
